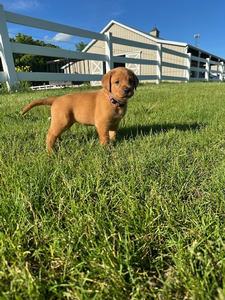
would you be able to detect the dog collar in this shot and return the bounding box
[109,94,126,107]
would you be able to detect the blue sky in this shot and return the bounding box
[1,0,225,58]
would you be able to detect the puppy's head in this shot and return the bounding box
[102,67,139,103]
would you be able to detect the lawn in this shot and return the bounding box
[1,82,225,299]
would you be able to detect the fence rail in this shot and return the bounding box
[0,4,224,90]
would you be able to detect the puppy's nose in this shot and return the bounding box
[124,87,131,94]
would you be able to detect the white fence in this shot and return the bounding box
[0,4,224,90]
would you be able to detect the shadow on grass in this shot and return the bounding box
[118,122,205,141]
[31,122,205,149]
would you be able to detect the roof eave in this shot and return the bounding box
[82,20,188,53]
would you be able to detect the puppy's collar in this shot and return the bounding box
[108,94,126,107]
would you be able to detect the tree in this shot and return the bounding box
[75,41,87,52]
[10,33,60,73]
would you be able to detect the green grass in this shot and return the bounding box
[1,82,225,299]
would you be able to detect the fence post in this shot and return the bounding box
[219,61,224,82]
[156,43,162,84]
[0,5,18,90]
[205,57,210,81]
[186,52,191,82]
[105,32,113,73]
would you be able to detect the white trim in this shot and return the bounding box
[113,51,141,75]
[91,60,103,86]
[125,51,141,75]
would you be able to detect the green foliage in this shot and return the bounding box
[10,33,60,73]
[1,82,225,299]
[15,65,32,89]
[75,41,88,52]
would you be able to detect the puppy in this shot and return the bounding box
[22,67,139,152]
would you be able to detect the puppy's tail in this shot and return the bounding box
[21,97,56,115]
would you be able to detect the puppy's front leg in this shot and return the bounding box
[96,123,109,146]
[109,131,116,142]
[109,124,119,143]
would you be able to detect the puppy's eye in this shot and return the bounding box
[115,80,120,84]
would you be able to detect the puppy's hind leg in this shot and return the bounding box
[46,119,73,153]
[46,129,60,153]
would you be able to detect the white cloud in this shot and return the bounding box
[52,33,73,42]
[44,33,73,43]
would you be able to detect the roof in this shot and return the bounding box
[82,20,225,62]
[83,20,187,52]
[151,27,159,31]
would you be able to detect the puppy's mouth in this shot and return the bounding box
[121,94,132,101]
[122,94,132,99]
[110,87,134,103]
[121,89,134,100]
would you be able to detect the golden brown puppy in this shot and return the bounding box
[22,67,139,152]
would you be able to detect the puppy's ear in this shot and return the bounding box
[133,74,139,90]
[102,70,112,92]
